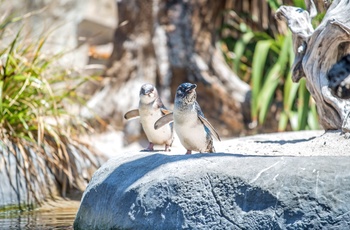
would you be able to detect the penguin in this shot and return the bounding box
[154,82,220,154]
[124,83,173,151]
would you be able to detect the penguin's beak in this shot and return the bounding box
[186,84,197,93]
[144,88,154,95]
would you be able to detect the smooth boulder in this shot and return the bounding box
[74,149,350,229]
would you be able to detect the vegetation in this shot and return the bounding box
[222,0,320,132]
[0,15,102,208]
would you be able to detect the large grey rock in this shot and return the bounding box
[78,0,117,46]
[74,140,350,229]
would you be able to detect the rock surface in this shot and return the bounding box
[1,0,116,70]
[74,130,350,229]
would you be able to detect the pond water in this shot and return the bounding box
[0,199,79,230]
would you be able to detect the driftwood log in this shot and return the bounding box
[275,0,350,132]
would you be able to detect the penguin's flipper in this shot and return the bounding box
[160,108,172,115]
[124,109,140,120]
[198,115,221,141]
[154,113,174,130]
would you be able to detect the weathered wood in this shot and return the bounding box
[275,0,350,132]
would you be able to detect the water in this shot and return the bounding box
[0,199,79,230]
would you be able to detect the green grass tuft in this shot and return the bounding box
[0,13,103,207]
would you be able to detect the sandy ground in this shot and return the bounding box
[219,130,350,156]
[86,129,350,158]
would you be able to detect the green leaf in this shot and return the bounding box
[258,64,281,124]
[283,72,299,113]
[4,28,22,76]
[308,102,319,130]
[251,40,272,121]
[233,31,254,74]
[290,111,299,131]
[267,0,280,11]
[276,34,291,73]
[278,111,289,131]
[293,0,306,8]
[0,81,3,115]
[297,79,310,130]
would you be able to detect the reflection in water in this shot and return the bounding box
[0,200,79,229]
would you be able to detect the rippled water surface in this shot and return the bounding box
[0,200,79,230]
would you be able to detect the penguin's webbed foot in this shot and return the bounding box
[143,142,154,151]
[164,144,171,152]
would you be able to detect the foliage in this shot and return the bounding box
[222,0,320,132]
[0,15,102,206]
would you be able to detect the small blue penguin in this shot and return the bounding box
[155,82,220,154]
[124,83,173,151]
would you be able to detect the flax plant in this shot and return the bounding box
[222,0,320,132]
[0,17,102,208]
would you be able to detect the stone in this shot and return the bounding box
[74,131,350,229]
[78,0,117,46]
[1,0,116,70]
